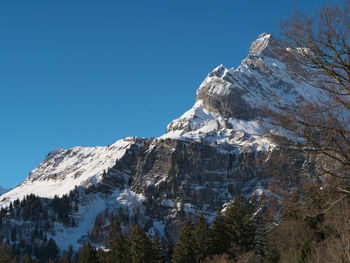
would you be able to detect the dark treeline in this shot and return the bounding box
[77,185,350,263]
[0,194,257,263]
[0,189,79,263]
[0,183,349,262]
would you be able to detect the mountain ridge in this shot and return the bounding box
[0,33,316,251]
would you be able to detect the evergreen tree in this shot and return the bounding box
[106,220,130,263]
[192,213,210,263]
[297,238,311,263]
[164,238,174,262]
[151,235,164,263]
[130,225,153,263]
[39,238,59,263]
[78,243,98,263]
[0,242,13,263]
[209,209,230,256]
[58,256,71,263]
[22,253,32,263]
[9,256,20,263]
[224,195,256,259]
[96,249,106,263]
[172,220,195,263]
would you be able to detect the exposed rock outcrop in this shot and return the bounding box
[0,33,319,249]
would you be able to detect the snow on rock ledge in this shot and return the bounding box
[164,33,319,152]
[162,100,275,152]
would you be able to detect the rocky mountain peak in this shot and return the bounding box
[207,64,228,78]
[249,33,282,58]
[192,33,295,122]
[164,33,318,152]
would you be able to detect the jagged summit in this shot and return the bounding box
[207,64,228,78]
[249,33,282,57]
[164,33,316,151]
[249,33,272,54]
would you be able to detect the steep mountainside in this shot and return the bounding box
[0,33,316,252]
[0,137,144,208]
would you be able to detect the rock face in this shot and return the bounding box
[0,33,317,250]
[194,33,296,121]
[164,33,316,152]
[196,65,257,120]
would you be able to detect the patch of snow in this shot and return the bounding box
[53,196,107,251]
[0,137,143,208]
[162,100,276,152]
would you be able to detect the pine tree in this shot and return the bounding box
[192,213,210,263]
[78,243,98,263]
[151,235,164,263]
[106,220,130,263]
[9,256,20,263]
[164,237,174,262]
[209,209,230,256]
[39,238,59,263]
[96,248,106,263]
[224,195,256,259]
[297,238,311,263]
[130,225,153,263]
[0,242,13,263]
[22,253,33,263]
[172,220,195,263]
[58,256,71,263]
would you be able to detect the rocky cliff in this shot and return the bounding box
[0,33,316,251]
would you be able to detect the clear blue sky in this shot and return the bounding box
[0,0,338,188]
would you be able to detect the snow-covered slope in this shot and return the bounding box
[163,33,318,151]
[0,137,144,207]
[161,100,273,151]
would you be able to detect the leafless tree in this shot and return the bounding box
[310,198,350,262]
[266,1,350,194]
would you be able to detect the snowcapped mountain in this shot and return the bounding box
[0,33,315,251]
[163,33,316,150]
[0,137,144,208]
